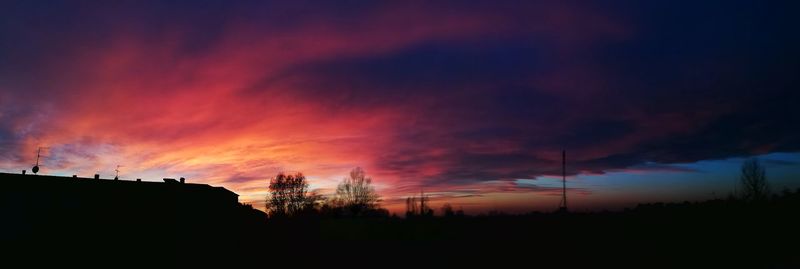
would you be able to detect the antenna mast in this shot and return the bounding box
[420,189,425,213]
[32,147,42,175]
[559,150,567,212]
[114,165,122,180]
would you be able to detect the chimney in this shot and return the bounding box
[180,177,185,184]
[22,170,26,175]
[72,175,77,178]
[94,174,100,180]
[136,178,141,182]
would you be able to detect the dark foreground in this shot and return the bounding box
[2,172,798,267]
[4,195,799,268]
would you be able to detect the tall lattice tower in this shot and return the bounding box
[558,150,568,212]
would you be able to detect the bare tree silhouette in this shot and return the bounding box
[739,158,770,202]
[266,172,321,217]
[331,167,380,216]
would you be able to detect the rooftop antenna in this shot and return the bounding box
[114,165,123,180]
[32,147,44,175]
[558,150,568,213]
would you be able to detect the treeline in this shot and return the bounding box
[629,186,800,214]
[265,158,794,219]
[265,167,388,218]
[265,167,470,219]
[404,191,464,218]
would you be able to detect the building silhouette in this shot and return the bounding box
[0,172,265,240]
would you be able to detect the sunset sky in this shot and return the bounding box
[1,1,798,214]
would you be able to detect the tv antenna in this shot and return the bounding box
[32,147,47,175]
[558,150,568,213]
[114,165,123,180]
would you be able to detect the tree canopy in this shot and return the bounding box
[739,158,770,202]
[266,172,321,217]
[330,167,380,216]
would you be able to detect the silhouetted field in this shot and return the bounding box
[6,191,798,268]
[3,172,798,268]
[257,194,799,268]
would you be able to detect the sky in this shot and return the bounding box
[1,0,799,214]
